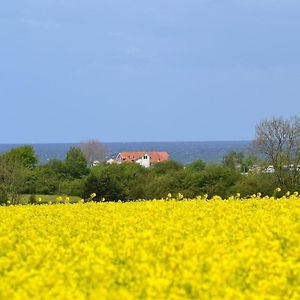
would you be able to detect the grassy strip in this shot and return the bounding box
[20,194,81,204]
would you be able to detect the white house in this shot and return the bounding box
[107,152,169,168]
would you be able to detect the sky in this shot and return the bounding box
[1,0,300,143]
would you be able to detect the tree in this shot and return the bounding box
[0,155,28,204]
[83,167,125,201]
[197,163,241,198]
[222,151,258,173]
[233,173,277,197]
[253,116,300,189]
[151,160,183,175]
[223,151,244,170]
[65,147,89,178]
[144,175,179,199]
[79,139,107,166]
[3,146,38,168]
[0,146,38,203]
[47,159,67,177]
[31,165,61,195]
[186,159,206,172]
[240,154,259,173]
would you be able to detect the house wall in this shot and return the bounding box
[115,153,123,164]
[136,154,151,168]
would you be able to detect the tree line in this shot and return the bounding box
[0,116,300,204]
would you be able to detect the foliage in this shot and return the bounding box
[186,159,206,172]
[20,194,81,204]
[59,179,85,197]
[28,194,37,204]
[83,167,126,201]
[2,145,38,168]
[65,147,89,179]
[46,159,67,177]
[31,165,61,195]
[143,174,179,199]
[196,163,241,198]
[0,189,8,205]
[233,173,277,197]
[0,154,28,204]
[1,197,300,299]
[223,151,244,170]
[240,154,259,173]
[1,135,300,201]
[150,160,183,175]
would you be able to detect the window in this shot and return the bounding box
[144,155,148,159]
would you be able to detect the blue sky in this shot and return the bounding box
[1,0,300,143]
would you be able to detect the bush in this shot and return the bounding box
[29,194,36,204]
[83,172,126,202]
[59,179,85,197]
[0,189,8,205]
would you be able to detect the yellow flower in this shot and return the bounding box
[56,196,63,202]
[1,194,300,299]
[177,193,184,200]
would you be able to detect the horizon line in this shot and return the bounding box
[0,140,252,145]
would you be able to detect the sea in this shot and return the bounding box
[0,141,251,165]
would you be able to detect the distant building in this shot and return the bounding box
[263,164,300,174]
[92,160,101,166]
[105,159,115,165]
[107,152,169,168]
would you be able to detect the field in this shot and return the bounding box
[1,195,300,299]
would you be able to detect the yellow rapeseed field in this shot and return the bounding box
[1,195,300,299]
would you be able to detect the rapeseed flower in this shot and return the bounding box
[0,195,300,299]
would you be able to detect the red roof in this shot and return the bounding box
[118,152,169,164]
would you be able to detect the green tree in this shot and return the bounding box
[240,154,259,173]
[83,169,125,201]
[223,151,244,170]
[151,160,183,176]
[171,169,203,198]
[65,147,89,179]
[144,175,179,199]
[0,155,28,204]
[31,165,61,195]
[186,159,206,172]
[197,163,241,198]
[106,163,147,198]
[3,146,38,168]
[59,179,85,196]
[233,173,277,197]
[47,159,67,178]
